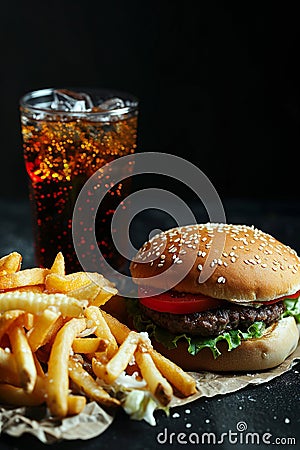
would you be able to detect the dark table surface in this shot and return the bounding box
[0,197,299,450]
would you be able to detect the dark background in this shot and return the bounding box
[0,1,299,201]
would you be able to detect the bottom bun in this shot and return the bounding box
[152,317,299,372]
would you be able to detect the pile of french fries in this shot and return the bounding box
[0,251,197,419]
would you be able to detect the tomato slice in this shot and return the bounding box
[138,287,226,314]
[274,290,300,302]
[138,288,300,315]
[246,290,300,306]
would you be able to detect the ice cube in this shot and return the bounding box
[51,89,94,112]
[97,97,125,111]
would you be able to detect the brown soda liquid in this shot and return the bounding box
[22,115,137,273]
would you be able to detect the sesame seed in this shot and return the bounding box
[217,276,226,283]
[261,263,267,268]
[197,264,203,271]
[264,249,273,255]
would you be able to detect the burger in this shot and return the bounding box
[128,223,300,372]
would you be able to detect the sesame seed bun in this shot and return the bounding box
[129,224,300,372]
[152,317,299,372]
[130,223,300,302]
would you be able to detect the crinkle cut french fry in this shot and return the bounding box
[67,395,86,415]
[0,291,87,317]
[50,252,65,275]
[9,324,37,393]
[135,348,173,406]
[27,308,61,351]
[102,311,197,397]
[85,306,118,358]
[92,331,140,384]
[47,318,86,418]
[0,376,46,406]
[0,252,22,274]
[0,348,20,386]
[68,357,120,407]
[0,268,49,290]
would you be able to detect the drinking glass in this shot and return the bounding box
[20,88,138,273]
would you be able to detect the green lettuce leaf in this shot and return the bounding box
[126,299,266,359]
[283,296,300,323]
[97,371,169,426]
[123,390,169,426]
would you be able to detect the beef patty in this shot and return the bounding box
[140,301,286,337]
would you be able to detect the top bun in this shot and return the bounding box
[130,223,300,302]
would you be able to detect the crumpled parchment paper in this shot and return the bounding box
[1,344,299,443]
[0,402,114,444]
